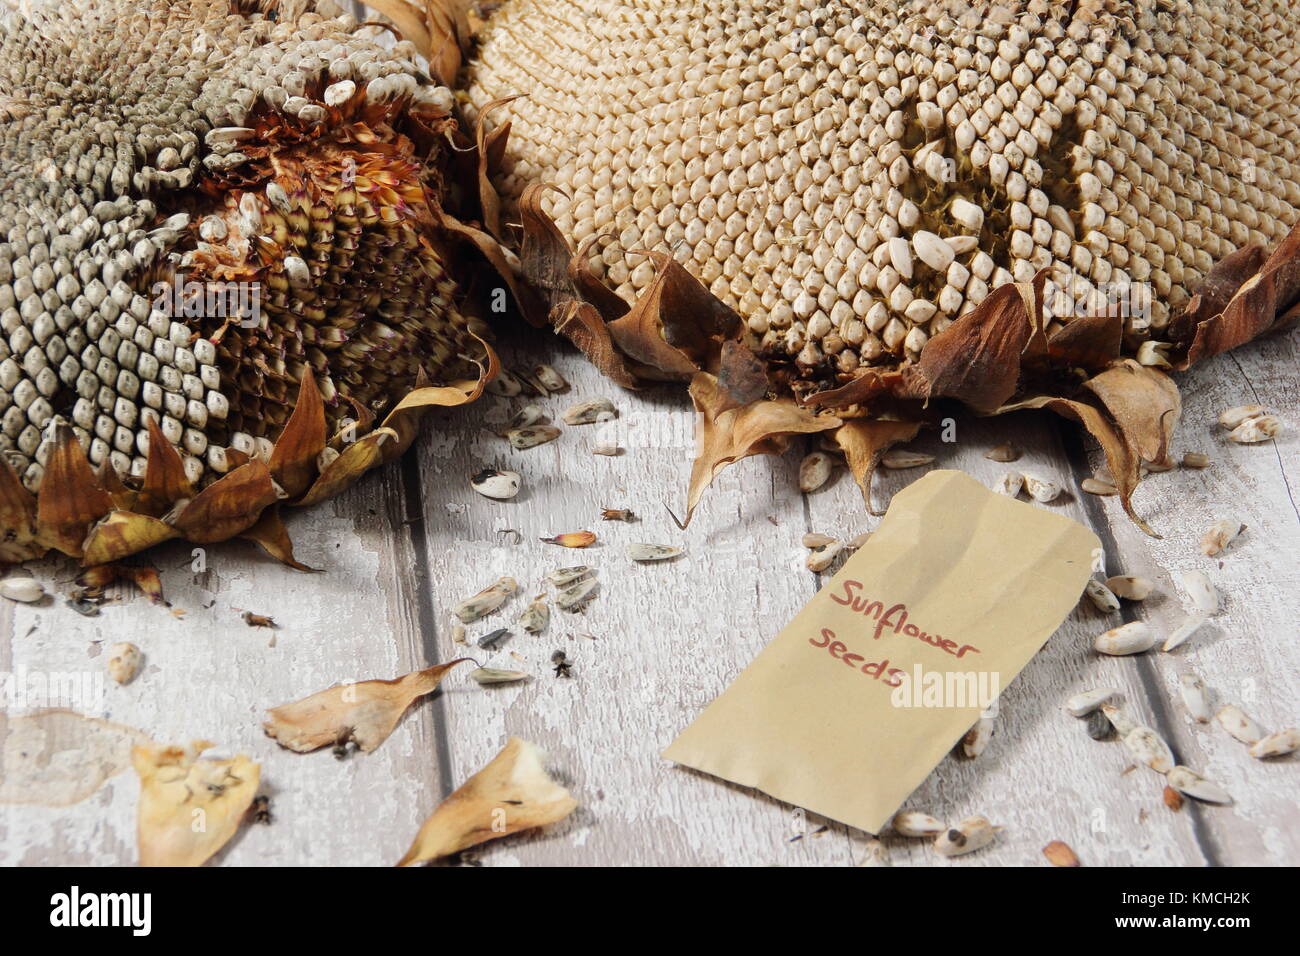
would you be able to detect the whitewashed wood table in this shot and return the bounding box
[1,323,1296,867]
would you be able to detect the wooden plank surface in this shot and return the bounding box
[1,323,1296,866]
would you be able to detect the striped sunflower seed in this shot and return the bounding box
[1124,726,1175,774]
[1216,705,1265,745]
[470,469,521,500]
[518,596,549,634]
[555,577,598,611]
[533,365,568,392]
[626,543,683,562]
[453,577,518,624]
[546,566,594,587]
[934,816,996,857]
[1166,766,1232,804]
[892,811,945,838]
[1084,578,1121,613]
[487,369,525,397]
[506,425,561,449]
[504,404,547,431]
[562,398,617,425]
[1249,728,1300,759]
[1093,621,1156,656]
[1065,688,1119,718]
[1178,673,1211,724]
[962,712,994,758]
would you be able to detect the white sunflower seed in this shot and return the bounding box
[934,816,996,857]
[453,576,518,624]
[470,468,521,500]
[1218,404,1267,428]
[1166,766,1232,804]
[1023,474,1062,503]
[1065,687,1119,717]
[562,398,617,425]
[592,443,621,456]
[1101,703,1139,737]
[799,451,835,492]
[1217,705,1265,745]
[1229,415,1282,443]
[1105,575,1154,600]
[1081,477,1117,496]
[1124,725,1175,774]
[1162,612,1208,652]
[470,667,531,685]
[106,642,142,684]
[1200,520,1244,556]
[892,810,944,838]
[518,596,549,634]
[1176,570,1219,614]
[505,425,561,449]
[1093,621,1156,655]
[806,540,843,573]
[962,712,994,758]
[984,442,1020,462]
[1248,728,1300,759]
[0,577,44,603]
[995,471,1024,497]
[546,566,594,587]
[1084,578,1120,613]
[1182,452,1210,468]
[881,449,935,469]
[1178,673,1211,723]
[533,365,568,392]
[857,839,890,866]
[626,543,683,562]
[802,533,836,549]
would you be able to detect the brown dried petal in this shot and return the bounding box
[831,419,924,512]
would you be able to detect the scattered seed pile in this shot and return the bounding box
[465,0,1300,392]
[0,0,484,493]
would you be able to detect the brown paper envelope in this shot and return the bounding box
[664,469,1100,834]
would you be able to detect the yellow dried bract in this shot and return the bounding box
[397,737,578,865]
[133,740,260,867]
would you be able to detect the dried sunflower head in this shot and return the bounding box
[0,0,496,564]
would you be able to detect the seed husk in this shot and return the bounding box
[995,471,1024,497]
[802,533,836,549]
[881,449,935,469]
[470,468,521,500]
[1177,570,1219,613]
[934,816,996,857]
[892,810,944,838]
[505,425,561,449]
[504,404,547,431]
[857,839,890,866]
[1065,687,1119,718]
[962,712,994,758]
[1023,474,1062,503]
[1084,578,1120,613]
[476,627,512,650]
[1229,415,1282,443]
[1081,477,1118,496]
[487,368,525,397]
[106,642,142,684]
[562,398,617,425]
[806,540,843,573]
[1181,452,1210,469]
[555,577,598,611]
[1101,703,1139,737]
[1166,766,1232,804]
[533,365,568,392]
[453,576,518,624]
[601,508,635,521]
[469,667,531,685]
[1085,709,1114,740]
[984,442,1020,463]
[546,566,594,587]
[1124,726,1175,774]
[1216,704,1265,745]
[0,577,44,603]
[540,531,597,548]
[799,451,836,492]
[1042,841,1080,867]
[518,596,549,634]
[626,543,683,562]
[1163,785,1184,811]
[1093,621,1156,656]
[1218,404,1267,429]
[1162,612,1208,652]
[1200,520,1244,557]
[1178,673,1211,723]
[1248,728,1300,759]
[1106,576,1155,600]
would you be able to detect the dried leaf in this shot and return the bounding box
[165,459,278,543]
[36,423,113,557]
[134,741,259,867]
[397,737,577,865]
[268,367,327,500]
[0,710,148,807]
[264,659,471,754]
[831,419,924,512]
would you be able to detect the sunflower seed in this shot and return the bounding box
[962,712,994,758]
[984,442,1020,462]
[453,576,518,624]
[1106,576,1154,600]
[487,368,525,397]
[1178,673,1211,723]
[846,531,873,549]
[555,576,598,611]
[1101,703,1138,737]
[934,816,996,857]
[1093,621,1156,655]
[892,810,944,837]
[802,533,836,549]
[546,566,594,587]
[0,577,44,603]
[1216,704,1265,745]
[451,625,467,645]
[504,404,546,430]
[1166,766,1232,804]
[857,839,890,866]
[1229,415,1282,443]
[470,667,531,685]
[1218,404,1267,429]
[518,596,549,634]
[1023,474,1062,503]
[881,449,935,469]
[477,628,512,650]
[1065,687,1118,717]
[1085,709,1114,740]
[470,468,521,500]
[799,451,835,491]
[1124,726,1175,774]
[995,471,1025,497]
[1181,452,1210,468]
[541,531,596,548]
[562,398,617,425]
[106,642,142,684]
[1084,578,1121,613]
[1042,840,1080,867]
[626,543,683,562]
[806,540,843,572]
[1248,727,1300,759]
[1162,612,1208,652]
[506,425,561,449]
[533,365,568,392]
[1200,520,1244,556]
[1176,570,1218,613]
[1081,477,1118,496]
